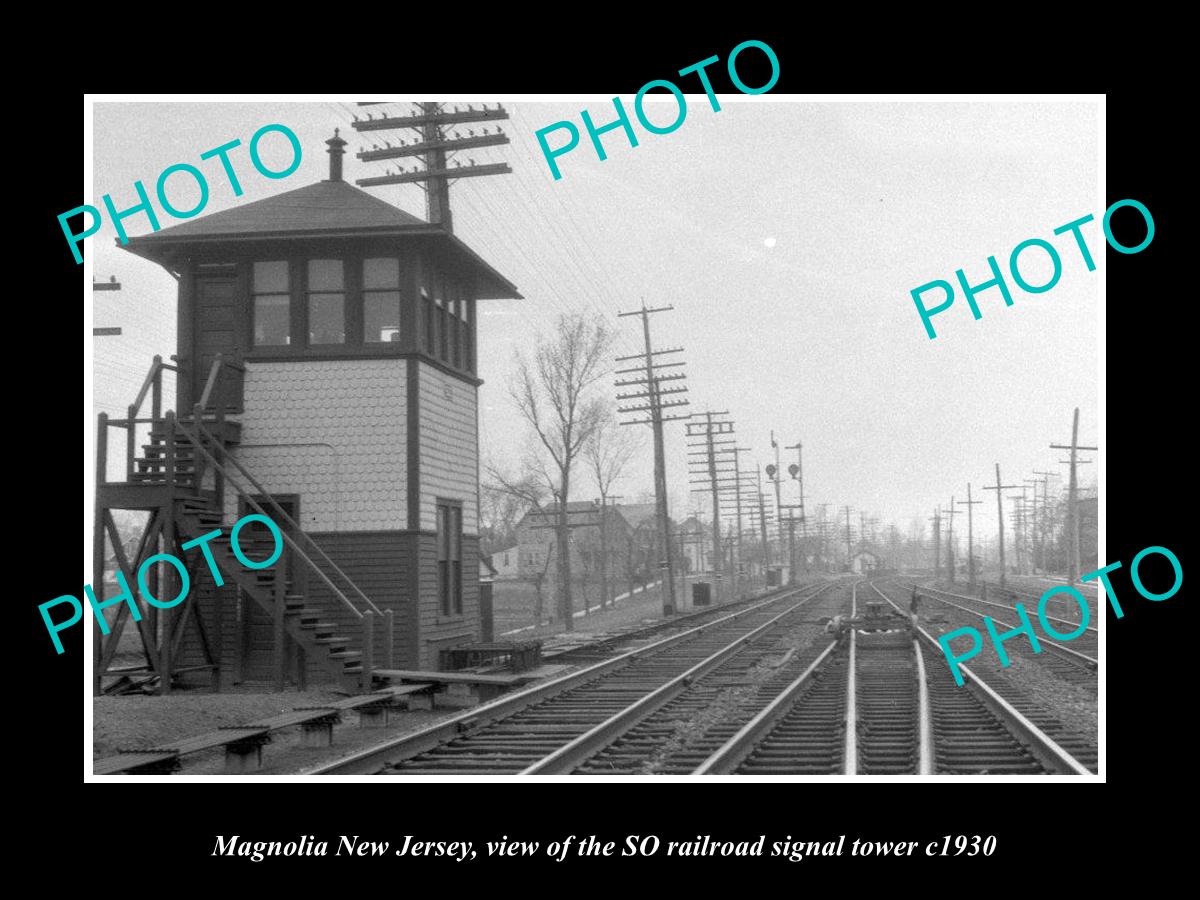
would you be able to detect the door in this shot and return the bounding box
[194,273,244,413]
[236,496,302,684]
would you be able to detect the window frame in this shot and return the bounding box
[305,258,347,347]
[242,251,477,376]
[251,260,292,348]
[436,498,465,618]
[361,256,403,345]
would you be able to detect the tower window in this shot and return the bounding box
[253,261,290,346]
[363,257,401,344]
[308,259,345,345]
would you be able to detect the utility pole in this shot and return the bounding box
[596,494,623,611]
[92,276,124,336]
[1009,490,1029,576]
[1026,474,1048,573]
[1030,471,1056,574]
[842,505,854,573]
[352,102,512,232]
[686,412,734,595]
[1051,408,1097,584]
[958,486,982,589]
[983,464,1021,588]
[815,503,831,572]
[928,507,941,581]
[729,446,752,589]
[944,498,957,583]
[756,466,771,572]
[785,441,807,573]
[616,303,690,616]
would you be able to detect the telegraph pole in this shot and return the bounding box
[944,498,957,583]
[730,446,752,589]
[957,486,982,589]
[1030,471,1056,574]
[756,467,771,571]
[928,507,941,581]
[1051,408,1097,584]
[352,102,512,232]
[686,412,734,594]
[842,505,854,572]
[616,303,690,616]
[1026,474,1048,573]
[92,276,124,337]
[597,494,623,611]
[983,464,1021,588]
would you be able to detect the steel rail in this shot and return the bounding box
[923,583,1097,636]
[904,582,1097,669]
[691,640,838,775]
[914,637,934,775]
[868,581,1091,776]
[843,581,858,775]
[520,583,836,775]
[304,581,826,775]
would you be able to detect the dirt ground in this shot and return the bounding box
[93,685,554,775]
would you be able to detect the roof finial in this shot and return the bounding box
[326,129,348,182]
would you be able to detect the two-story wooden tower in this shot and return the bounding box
[96,132,520,693]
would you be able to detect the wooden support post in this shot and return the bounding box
[235,593,248,685]
[150,355,162,432]
[94,414,108,695]
[382,609,395,669]
[362,611,376,686]
[212,583,224,693]
[273,551,287,693]
[126,405,136,482]
[295,643,308,692]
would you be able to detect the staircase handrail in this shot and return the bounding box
[181,412,384,618]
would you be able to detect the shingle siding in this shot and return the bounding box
[225,359,406,531]
[418,362,479,535]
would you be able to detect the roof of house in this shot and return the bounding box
[615,503,657,528]
[120,177,521,299]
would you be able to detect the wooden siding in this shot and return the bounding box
[178,530,423,687]
[417,361,479,535]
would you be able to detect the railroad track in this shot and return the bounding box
[692,580,1094,775]
[307,579,838,775]
[981,577,1101,624]
[309,576,1096,777]
[898,580,1097,683]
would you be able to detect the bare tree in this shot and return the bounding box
[584,419,641,610]
[508,312,613,632]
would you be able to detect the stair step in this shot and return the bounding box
[329,650,362,661]
[301,621,337,634]
[314,636,351,647]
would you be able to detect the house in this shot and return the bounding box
[489,545,521,580]
[513,501,632,582]
[94,132,520,692]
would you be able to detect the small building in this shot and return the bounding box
[95,132,520,692]
[489,545,521,580]
[513,502,632,582]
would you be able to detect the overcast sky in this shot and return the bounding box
[90,98,1099,542]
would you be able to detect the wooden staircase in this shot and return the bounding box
[94,354,385,695]
[172,493,365,693]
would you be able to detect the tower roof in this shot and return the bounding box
[121,178,521,299]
